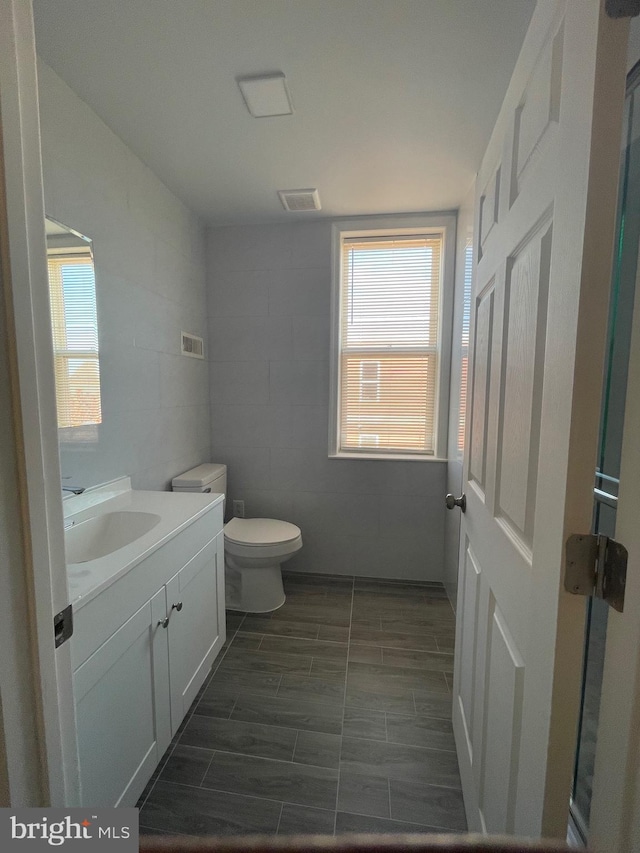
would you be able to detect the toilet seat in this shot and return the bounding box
[224,517,301,547]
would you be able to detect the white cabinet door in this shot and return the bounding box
[452,0,628,839]
[73,589,169,807]
[166,532,226,729]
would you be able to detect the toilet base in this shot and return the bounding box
[225,562,286,613]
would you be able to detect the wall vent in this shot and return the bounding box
[278,188,321,212]
[181,331,204,359]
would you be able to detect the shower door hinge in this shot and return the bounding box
[565,533,627,612]
[606,0,640,18]
[53,604,73,647]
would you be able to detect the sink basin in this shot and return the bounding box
[65,511,162,563]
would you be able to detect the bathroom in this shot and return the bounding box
[4,0,640,848]
[35,25,471,829]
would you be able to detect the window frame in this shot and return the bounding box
[47,250,102,437]
[329,213,456,461]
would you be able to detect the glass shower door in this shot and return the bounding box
[570,63,640,841]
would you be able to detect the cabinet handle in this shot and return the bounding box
[157,602,183,629]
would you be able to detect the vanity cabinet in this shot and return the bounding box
[71,504,224,808]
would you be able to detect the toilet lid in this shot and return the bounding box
[224,517,301,547]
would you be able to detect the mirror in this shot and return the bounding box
[45,218,101,445]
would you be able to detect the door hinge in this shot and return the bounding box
[565,533,627,612]
[606,0,640,18]
[54,604,73,648]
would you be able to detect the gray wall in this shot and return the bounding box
[37,61,210,491]
[207,222,446,580]
[444,185,475,608]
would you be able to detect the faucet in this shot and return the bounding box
[62,486,85,495]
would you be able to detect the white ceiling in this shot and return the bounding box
[33,0,535,226]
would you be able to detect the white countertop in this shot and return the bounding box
[63,478,223,609]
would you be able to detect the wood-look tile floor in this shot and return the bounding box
[138,573,466,837]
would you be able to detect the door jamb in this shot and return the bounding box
[0,0,79,806]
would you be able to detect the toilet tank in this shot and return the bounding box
[172,463,227,497]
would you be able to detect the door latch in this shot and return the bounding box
[54,604,74,647]
[565,533,627,612]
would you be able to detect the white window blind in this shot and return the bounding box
[338,233,442,456]
[458,237,473,457]
[47,256,102,429]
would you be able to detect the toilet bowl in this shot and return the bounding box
[224,518,302,612]
[172,463,302,613]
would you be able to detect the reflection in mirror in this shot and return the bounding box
[45,218,101,444]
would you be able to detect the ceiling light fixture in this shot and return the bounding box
[237,73,293,118]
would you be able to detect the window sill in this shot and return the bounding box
[328,452,447,462]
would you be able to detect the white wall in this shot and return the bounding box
[37,61,210,491]
[444,184,475,607]
[207,221,446,581]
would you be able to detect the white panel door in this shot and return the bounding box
[452,0,629,838]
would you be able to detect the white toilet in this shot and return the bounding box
[172,463,302,613]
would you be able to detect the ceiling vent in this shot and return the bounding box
[278,188,321,212]
[181,331,204,359]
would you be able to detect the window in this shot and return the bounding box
[47,253,101,432]
[330,215,454,459]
